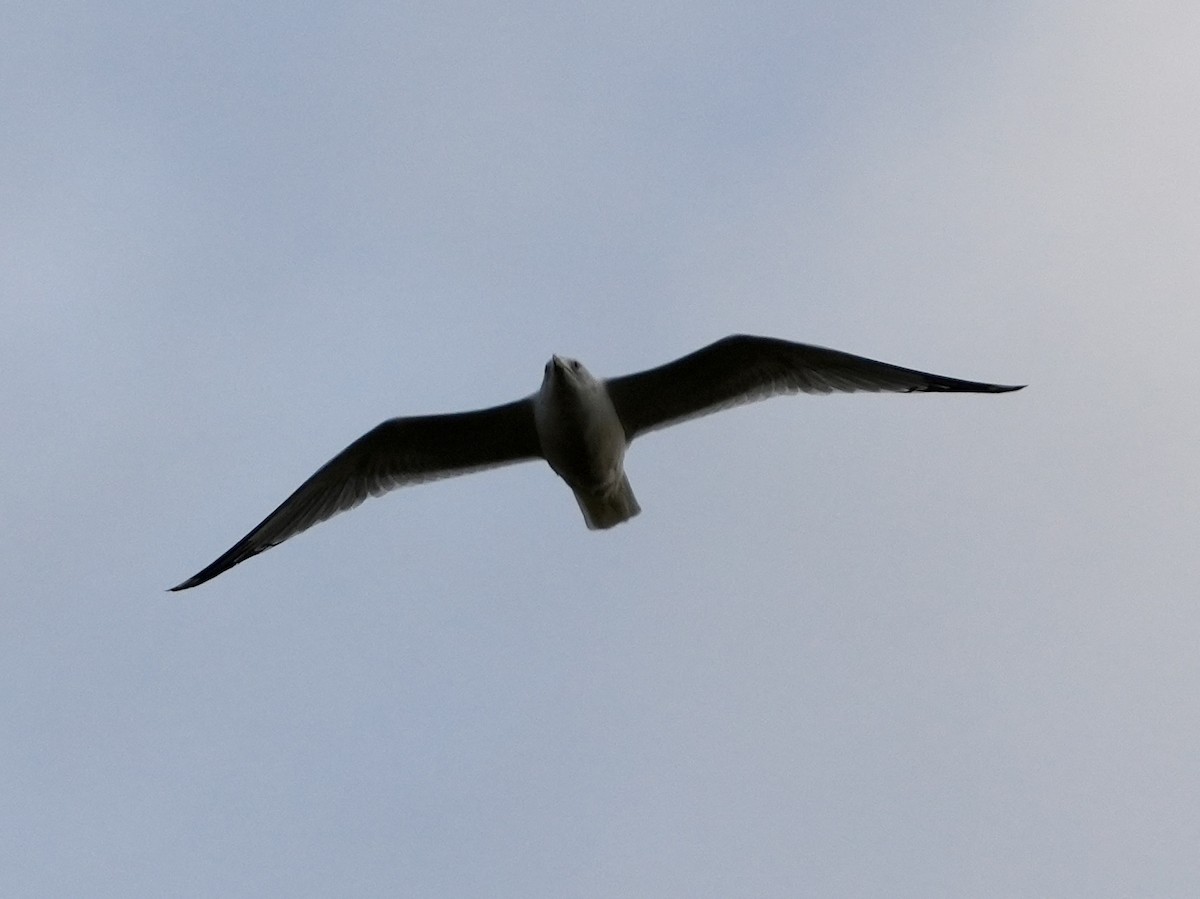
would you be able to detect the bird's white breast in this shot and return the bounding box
[533,370,627,491]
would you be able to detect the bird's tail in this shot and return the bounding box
[574,474,641,530]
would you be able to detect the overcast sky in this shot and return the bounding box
[4,2,1199,896]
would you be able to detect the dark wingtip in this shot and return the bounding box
[921,378,1027,394]
[167,559,235,592]
[167,532,275,592]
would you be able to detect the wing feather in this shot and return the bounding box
[605,335,1024,441]
[170,399,540,590]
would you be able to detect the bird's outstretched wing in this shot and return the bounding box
[170,399,541,591]
[605,335,1024,441]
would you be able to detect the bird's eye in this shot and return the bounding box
[571,360,581,370]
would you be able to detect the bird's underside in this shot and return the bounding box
[170,334,1024,590]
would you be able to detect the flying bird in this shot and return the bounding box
[170,335,1023,590]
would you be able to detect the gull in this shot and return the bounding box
[170,335,1023,590]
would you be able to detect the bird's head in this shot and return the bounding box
[542,355,596,391]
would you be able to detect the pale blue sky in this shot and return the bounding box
[4,2,1199,896]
